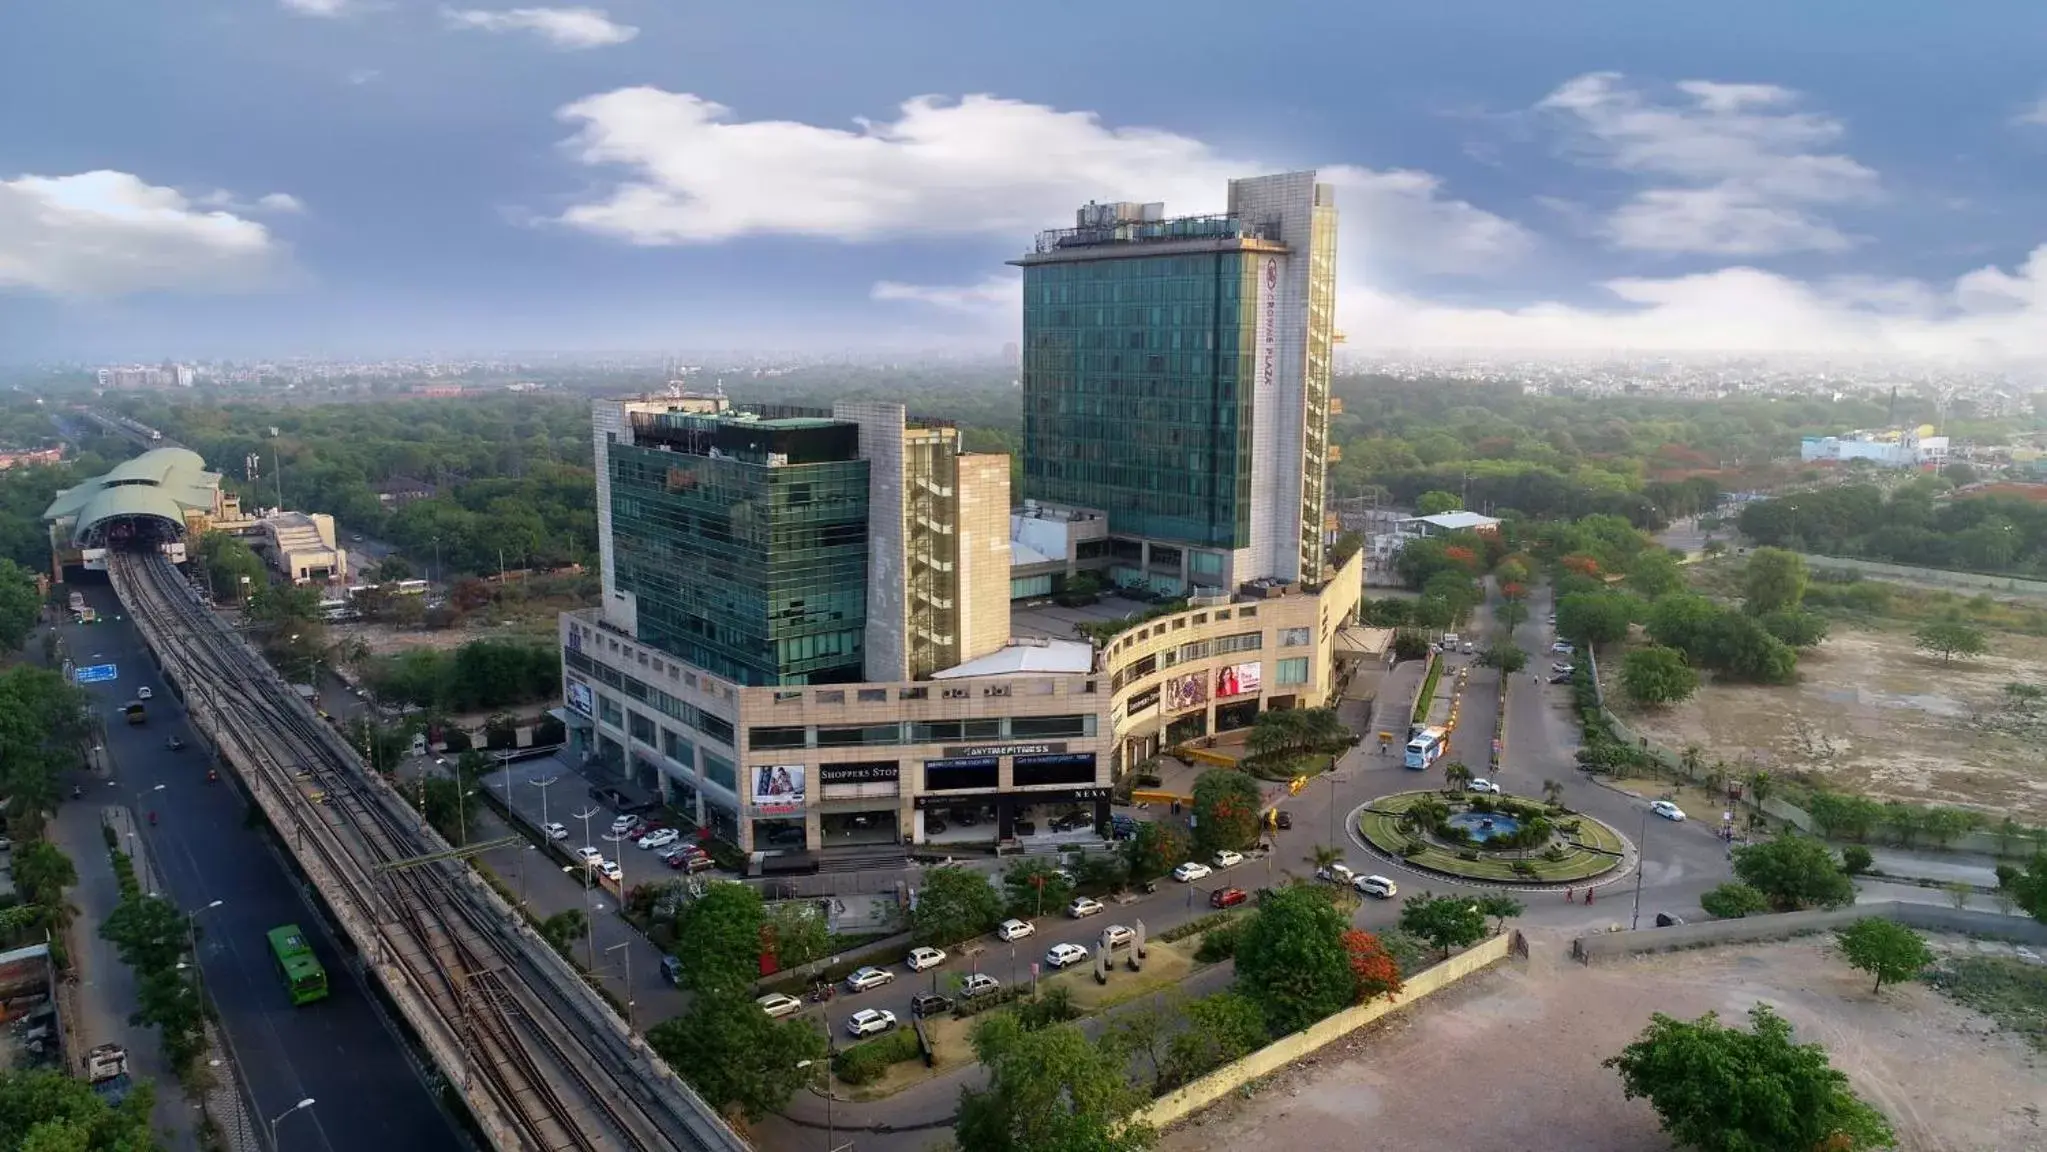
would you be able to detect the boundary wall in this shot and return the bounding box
[1571,900,2047,962]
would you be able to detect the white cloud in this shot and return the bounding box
[281,0,352,16]
[1539,72,1879,256]
[2015,95,2047,127]
[345,68,382,86]
[196,190,305,215]
[257,193,306,213]
[872,276,1018,313]
[443,7,638,49]
[0,171,288,297]
[552,90,1531,278]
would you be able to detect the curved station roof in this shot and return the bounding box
[43,446,222,545]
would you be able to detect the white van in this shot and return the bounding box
[409,732,428,756]
[1440,633,1460,651]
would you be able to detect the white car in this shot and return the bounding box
[599,861,623,883]
[1551,662,1575,674]
[1102,925,1135,950]
[1044,942,1089,969]
[1067,896,1105,919]
[1466,778,1501,794]
[1171,862,1212,883]
[960,973,1001,998]
[137,686,153,700]
[757,992,803,1019]
[1316,862,1355,885]
[637,828,679,850]
[906,946,948,972]
[845,966,896,992]
[846,1008,897,1037]
[609,814,637,835]
[1550,641,1575,655]
[997,918,1035,942]
[541,822,568,841]
[576,846,603,866]
[1211,849,1244,869]
[1651,800,1687,822]
[1354,874,1399,899]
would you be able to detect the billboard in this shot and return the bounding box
[1215,661,1262,699]
[752,765,807,814]
[1166,672,1208,713]
[566,680,594,715]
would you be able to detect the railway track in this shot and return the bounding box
[111,551,750,1152]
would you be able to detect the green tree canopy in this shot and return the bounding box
[1741,547,1810,615]
[1415,490,1463,516]
[1190,769,1264,856]
[955,1014,1155,1152]
[1834,918,1933,994]
[1398,892,1488,958]
[1623,549,1686,600]
[1232,884,1355,1034]
[1002,859,1077,921]
[1731,835,1856,911]
[1121,820,1191,886]
[1605,1004,1895,1152]
[647,994,826,1123]
[671,882,767,993]
[0,1068,160,1152]
[1698,882,1769,919]
[1555,590,1635,648]
[1914,618,1987,664]
[911,865,1004,947]
[1620,646,1700,707]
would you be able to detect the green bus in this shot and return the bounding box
[266,925,329,1005]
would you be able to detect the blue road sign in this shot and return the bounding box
[74,663,118,684]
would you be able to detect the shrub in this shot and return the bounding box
[1542,845,1567,863]
[1700,882,1770,919]
[1469,795,1496,814]
[1195,920,1243,962]
[1840,845,1873,876]
[1457,850,1480,862]
[950,984,1029,1020]
[833,1027,921,1085]
[1510,861,1537,877]
[1159,910,1238,944]
[1134,772,1163,788]
[1399,840,1426,858]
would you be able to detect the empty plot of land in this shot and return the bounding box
[1611,625,2047,822]
[1157,934,2043,1152]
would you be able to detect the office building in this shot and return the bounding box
[1013,171,1339,594]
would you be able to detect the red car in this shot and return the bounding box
[1209,887,1248,909]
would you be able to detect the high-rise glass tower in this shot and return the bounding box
[1013,171,1337,591]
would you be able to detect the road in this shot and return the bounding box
[65,584,460,1152]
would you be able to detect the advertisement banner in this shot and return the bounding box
[752,765,806,814]
[566,680,594,716]
[1166,672,1208,713]
[1214,661,1262,699]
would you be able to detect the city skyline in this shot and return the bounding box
[4,2,2046,361]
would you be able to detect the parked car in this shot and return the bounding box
[1043,942,1089,970]
[1048,812,1090,833]
[599,861,623,883]
[1466,778,1501,794]
[1212,848,1244,869]
[909,992,953,1018]
[1354,874,1399,899]
[1650,800,1686,822]
[576,846,603,867]
[609,814,637,835]
[925,816,949,835]
[757,993,803,1019]
[1101,925,1135,949]
[1459,641,1474,654]
[1548,673,1572,684]
[668,852,715,873]
[1067,896,1105,919]
[656,843,687,860]
[1316,862,1356,885]
[1171,862,1212,883]
[1551,662,1575,674]
[637,828,680,850]
[846,1009,897,1037]
[906,947,947,972]
[1273,810,1293,830]
[1550,641,1575,655]
[844,966,896,992]
[997,918,1035,942]
[960,973,1001,998]
[541,822,569,841]
[1209,887,1248,908]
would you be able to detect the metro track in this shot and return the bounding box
[111,551,749,1152]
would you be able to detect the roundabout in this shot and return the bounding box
[1356,789,1627,886]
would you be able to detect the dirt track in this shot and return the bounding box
[1158,932,2043,1152]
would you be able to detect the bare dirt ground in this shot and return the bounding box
[1158,933,2043,1152]
[1610,625,2047,822]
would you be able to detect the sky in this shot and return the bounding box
[3,0,2046,361]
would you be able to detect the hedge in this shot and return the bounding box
[1158,910,1240,944]
[833,1027,922,1085]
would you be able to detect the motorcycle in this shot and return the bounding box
[808,981,836,1003]
[206,769,218,783]
[72,785,82,800]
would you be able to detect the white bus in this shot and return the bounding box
[1404,726,1449,770]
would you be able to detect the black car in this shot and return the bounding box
[910,992,953,1018]
[1273,810,1293,830]
[926,816,949,835]
[1549,672,1572,684]
[1654,912,1686,928]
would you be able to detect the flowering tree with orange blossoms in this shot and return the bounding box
[1560,554,1603,578]
[1442,545,1480,571]
[1343,929,1404,1004]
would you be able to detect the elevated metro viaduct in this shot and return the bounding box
[41,446,241,581]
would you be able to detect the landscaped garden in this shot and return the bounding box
[1358,789,1626,884]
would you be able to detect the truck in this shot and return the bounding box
[83,1043,133,1105]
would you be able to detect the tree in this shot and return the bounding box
[1699,882,1769,919]
[910,865,1004,947]
[1232,884,1355,1034]
[539,909,588,957]
[1475,894,1525,934]
[1341,930,1404,1004]
[0,559,40,653]
[1620,646,1700,707]
[648,995,826,1123]
[1398,892,1487,958]
[1477,641,1527,673]
[0,1068,160,1152]
[1759,609,1829,649]
[1541,779,1565,808]
[1106,995,1179,1091]
[1840,845,1873,876]
[1731,835,1856,911]
[1645,592,1721,655]
[1555,590,1634,648]
[1441,761,1472,790]
[1391,629,1432,662]
[1742,547,1810,615]
[1914,618,1987,665]
[1002,859,1076,921]
[1606,1004,1895,1152]
[1415,490,1463,516]
[1121,820,1190,886]
[1624,549,1686,600]
[1190,769,1263,857]
[955,1015,1155,1152]
[671,882,767,992]
[765,900,830,968]
[1161,991,1268,1089]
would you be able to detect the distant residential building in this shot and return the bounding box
[1800,428,1949,468]
[258,511,348,584]
[1393,512,1501,538]
[0,446,63,471]
[372,477,437,506]
[412,384,464,398]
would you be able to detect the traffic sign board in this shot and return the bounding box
[74,663,118,685]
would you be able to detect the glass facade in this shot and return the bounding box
[1020,250,1262,549]
[607,415,870,686]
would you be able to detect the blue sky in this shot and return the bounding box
[3,0,2045,360]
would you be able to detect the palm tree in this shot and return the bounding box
[1678,744,1705,783]
[1310,843,1343,871]
[1442,761,1472,791]
[1746,769,1773,807]
[1541,779,1565,808]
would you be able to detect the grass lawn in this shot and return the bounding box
[1925,955,2047,1052]
[1359,790,1623,884]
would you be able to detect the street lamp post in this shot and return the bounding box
[1631,806,1649,931]
[268,1097,314,1150]
[605,941,636,1030]
[795,1059,834,1151]
[530,775,559,833]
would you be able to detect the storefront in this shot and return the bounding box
[918,752,1002,843]
[815,760,903,847]
[1000,785,1112,839]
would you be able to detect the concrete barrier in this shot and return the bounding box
[1570,900,2047,962]
[1136,930,1517,1131]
